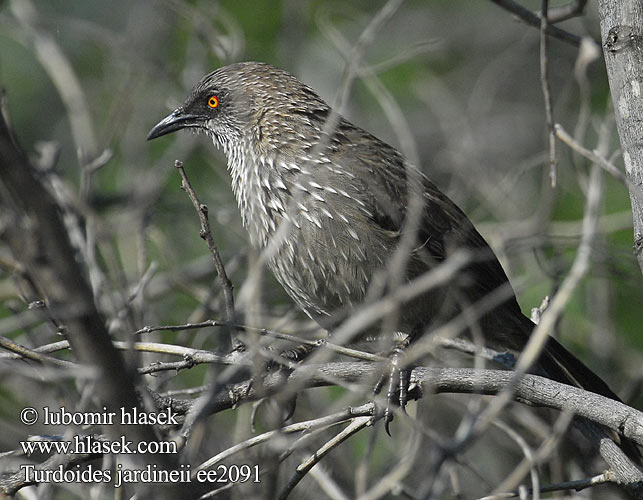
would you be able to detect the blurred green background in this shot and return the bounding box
[0,0,641,498]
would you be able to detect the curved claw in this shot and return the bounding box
[384,413,393,436]
[282,394,297,421]
[250,397,266,433]
[248,342,311,432]
[250,394,297,431]
[374,344,412,436]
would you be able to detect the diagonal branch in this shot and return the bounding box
[174,160,239,348]
[488,0,591,47]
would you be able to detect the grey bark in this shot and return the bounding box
[598,0,643,275]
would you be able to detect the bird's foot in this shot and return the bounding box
[250,341,321,431]
[267,341,320,370]
[373,336,412,436]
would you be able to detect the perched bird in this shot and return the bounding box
[148,61,625,428]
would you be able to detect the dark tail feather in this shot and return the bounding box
[524,318,642,464]
[511,313,621,401]
[540,335,622,403]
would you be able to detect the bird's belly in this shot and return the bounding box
[267,227,374,324]
[242,191,446,335]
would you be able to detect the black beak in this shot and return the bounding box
[147,108,202,140]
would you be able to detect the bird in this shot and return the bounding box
[147,61,628,436]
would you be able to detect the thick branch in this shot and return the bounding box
[170,362,643,447]
[164,362,643,490]
[598,2,643,275]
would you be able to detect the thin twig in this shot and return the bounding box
[196,404,373,473]
[547,0,588,23]
[555,123,643,204]
[493,421,540,500]
[488,0,589,47]
[540,0,557,187]
[0,339,69,359]
[490,410,574,498]
[515,149,603,377]
[0,335,76,368]
[278,416,372,500]
[355,423,424,500]
[307,465,352,500]
[11,0,97,160]
[478,471,614,499]
[174,160,239,349]
[136,319,383,362]
[571,38,602,178]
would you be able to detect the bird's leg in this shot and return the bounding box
[373,333,412,435]
[272,341,320,367]
[270,342,322,420]
[250,341,321,429]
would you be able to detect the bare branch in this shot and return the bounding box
[168,362,643,448]
[599,4,643,275]
[488,0,591,46]
[174,160,239,348]
[0,335,75,368]
[547,0,589,23]
[479,471,615,500]
[196,403,373,472]
[278,416,372,500]
[540,0,557,187]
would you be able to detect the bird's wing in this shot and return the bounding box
[340,123,515,303]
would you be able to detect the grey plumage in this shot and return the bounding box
[148,61,627,408]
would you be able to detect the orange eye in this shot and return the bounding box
[207,95,219,108]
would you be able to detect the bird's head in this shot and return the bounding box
[147,62,330,157]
